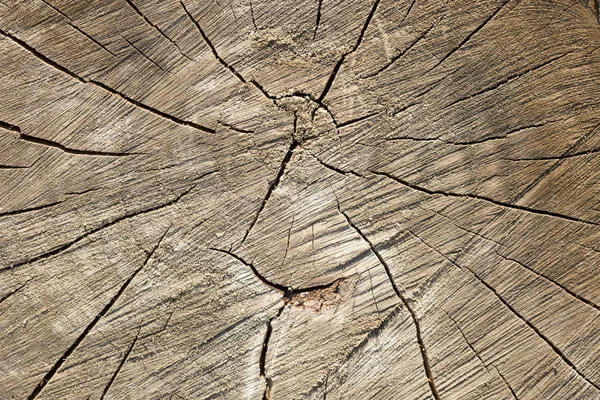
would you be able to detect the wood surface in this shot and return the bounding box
[2,0,600,399]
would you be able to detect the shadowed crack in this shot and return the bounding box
[124,0,194,61]
[423,0,512,76]
[0,200,64,218]
[181,0,246,84]
[318,0,381,101]
[0,284,26,305]
[27,228,169,399]
[2,171,216,272]
[240,136,298,244]
[100,329,140,399]
[39,0,117,57]
[336,208,441,400]
[407,229,600,392]
[0,28,215,134]
[366,169,600,227]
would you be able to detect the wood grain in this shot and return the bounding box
[1,0,600,399]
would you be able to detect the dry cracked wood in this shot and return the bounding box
[1,0,600,399]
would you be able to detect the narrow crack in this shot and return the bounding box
[181,0,246,84]
[313,0,323,40]
[249,0,258,31]
[443,51,574,110]
[124,0,194,61]
[333,196,441,400]
[423,0,512,76]
[121,35,166,72]
[367,169,600,227]
[444,311,489,372]
[260,305,284,400]
[407,230,600,392]
[362,18,439,79]
[27,228,169,399]
[494,251,600,313]
[19,133,141,157]
[0,28,215,134]
[337,112,379,128]
[494,366,519,400]
[318,0,381,101]
[100,329,140,399]
[39,0,117,57]
[2,172,215,272]
[0,200,64,218]
[0,283,26,305]
[240,135,298,244]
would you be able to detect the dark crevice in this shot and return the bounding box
[495,251,600,313]
[124,0,194,61]
[0,120,21,132]
[3,173,214,272]
[401,0,417,24]
[334,198,441,400]
[250,0,258,31]
[39,0,116,57]
[0,284,25,305]
[513,123,600,201]
[407,230,600,392]
[0,29,215,134]
[240,137,298,244]
[20,134,140,157]
[218,121,254,133]
[0,164,31,169]
[443,51,574,110]
[70,24,117,57]
[313,0,323,40]
[260,306,284,400]
[337,112,379,128]
[494,366,519,400]
[211,247,346,297]
[445,311,489,372]
[311,154,366,178]
[362,18,439,79]
[27,228,169,400]
[367,169,600,227]
[424,0,512,76]
[181,1,246,84]
[100,330,140,399]
[0,200,64,218]
[318,0,381,101]
[121,36,166,72]
[502,146,600,161]
[448,122,550,145]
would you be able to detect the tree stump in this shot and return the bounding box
[2,0,600,399]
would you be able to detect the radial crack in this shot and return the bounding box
[19,133,140,157]
[362,18,439,79]
[495,251,600,313]
[240,136,298,244]
[27,228,169,399]
[0,28,215,134]
[260,305,284,400]
[124,0,194,61]
[318,0,381,101]
[3,173,214,271]
[0,200,64,218]
[100,329,140,399]
[334,198,441,400]
[443,51,574,110]
[0,284,25,305]
[181,1,246,84]
[368,169,600,227]
[408,230,600,392]
[424,0,512,75]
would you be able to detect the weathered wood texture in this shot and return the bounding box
[1,0,600,399]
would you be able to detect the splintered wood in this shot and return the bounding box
[1,0,600,399]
